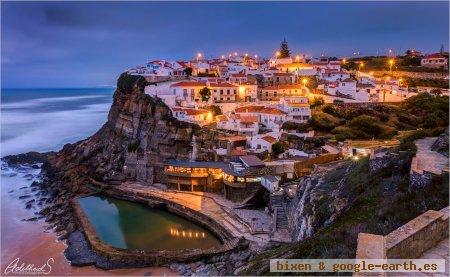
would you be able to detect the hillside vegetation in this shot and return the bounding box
[283,93,449,141]
[244,155,449,275]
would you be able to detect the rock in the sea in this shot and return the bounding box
[40,206,51,215]
[66,222,76,234]
[22,217,38,222]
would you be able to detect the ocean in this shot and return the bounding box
[1,88,115,157]
[0,88,174,275]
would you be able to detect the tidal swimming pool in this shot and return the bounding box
[77,195,222,251]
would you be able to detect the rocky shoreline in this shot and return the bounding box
[2,151,263,275]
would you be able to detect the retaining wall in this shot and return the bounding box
[355,207,449,276]
[72,188,247,267]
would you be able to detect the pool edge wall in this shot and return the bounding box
[72,191,247,267]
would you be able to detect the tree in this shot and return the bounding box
[279,38,291,58]
[184,67,193,76]
[310,97,325,108]
[199,87,211,102]
[271,142,285,157]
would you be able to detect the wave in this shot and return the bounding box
[1,102,111,157]
[1,95,106,109]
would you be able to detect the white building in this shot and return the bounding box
[171,107,213,126]
[279,97,311,123]
[250,134,278,153]
[421,53,448,68]
[235,105,288,131]
[318,69,350,82]
[210,82,238,103]
[170,81,207,104]
[216,114,259,136]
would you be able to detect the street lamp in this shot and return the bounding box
[276,51,281,58]
[295,55,300,62]
[389,59,394,75]
[197,53,202,62]
[342,58,347,64]
[302,78,308,87]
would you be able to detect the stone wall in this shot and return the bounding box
[355,207,449,261]
[369,152,401,174]
[72,190,248,267]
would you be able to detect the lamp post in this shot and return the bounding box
[302,78,308,94]
[358,62,364,77]
[389,59,394,75]
[196,53,202,62]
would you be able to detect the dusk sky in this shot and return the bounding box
[2,1,449,88]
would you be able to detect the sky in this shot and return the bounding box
[1,1,449,88]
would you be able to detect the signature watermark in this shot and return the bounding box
[4,257,54,275]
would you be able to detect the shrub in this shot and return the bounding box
[271,142,285,157]
[199,87,211,102]
[127,141,140,152]
[310,97,325,108]
[310,112,342,132]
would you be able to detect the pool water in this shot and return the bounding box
[78,195,222,251]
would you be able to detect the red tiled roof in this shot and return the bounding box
[235,105,286,115]
[236,114,258,123]
[261,135,277,144]
[209,82,237,88]
[424,53,446,59]
[172,107,209,116]
[230,149,247,157]
[216,115,228,122]
[273,72,293,76]
[263,84,304,90]
[170,81,206,87]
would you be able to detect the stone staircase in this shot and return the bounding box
[271,194,288,230]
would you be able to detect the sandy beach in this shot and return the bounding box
[1,164,177,276]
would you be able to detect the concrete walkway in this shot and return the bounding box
[117,182,271,245]
[414,137,449,175]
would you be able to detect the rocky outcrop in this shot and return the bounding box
[4,73,223,254]
[287,161,353,241]
[431,128,449,157]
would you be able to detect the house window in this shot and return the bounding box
[227,89,230,95]
[220,90,224,95]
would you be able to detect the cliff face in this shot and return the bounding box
[46,73,212,193]
[287,161,353,241]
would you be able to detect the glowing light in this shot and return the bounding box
[295,55,300,61]
[234,52,237,56]
[221,55,225,59]
[302,78,308,86]
[342,58,347,63]
[276,51,281,57]
[353,156,359,161]
[197,53,202,59]
[245,53,248,57]
[254,55,258,59]
[389,59,394,65]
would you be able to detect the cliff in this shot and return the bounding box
[287,160,352,241]
[45,73,220,195]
